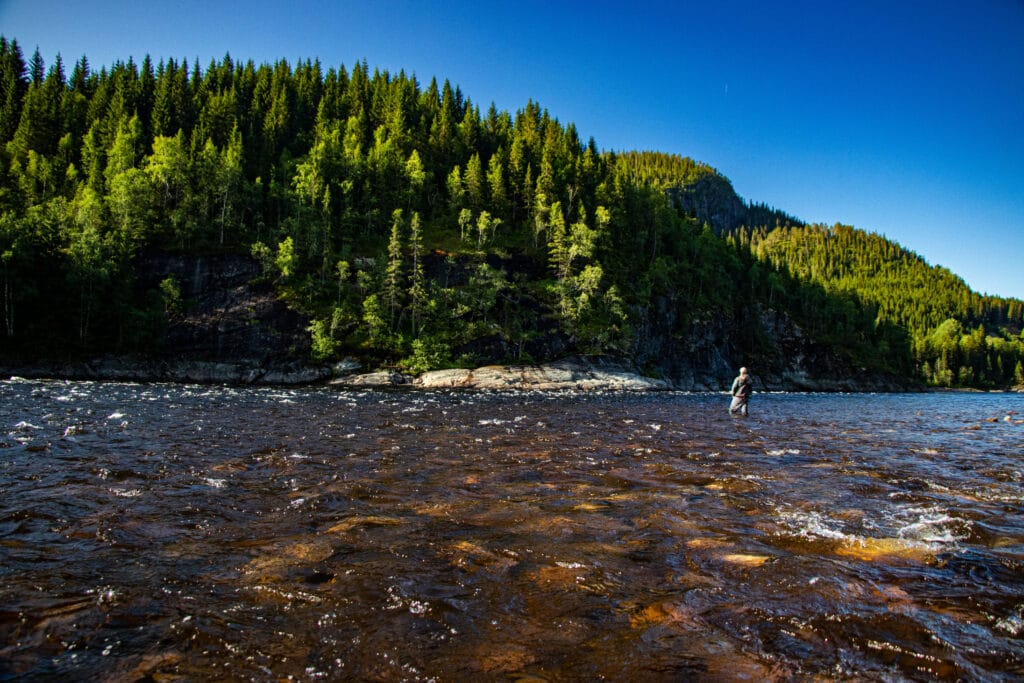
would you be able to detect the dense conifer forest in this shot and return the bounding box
[1,39,1021,388]
[733,224,1024,387]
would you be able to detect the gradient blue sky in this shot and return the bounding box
[3,0,1022,298]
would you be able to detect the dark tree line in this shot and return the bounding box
[2,38,1019,387]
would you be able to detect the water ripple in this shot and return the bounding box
[0,380,1021,679]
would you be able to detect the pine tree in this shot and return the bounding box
[486,148,508,219]
[384,208,404,326]
[409,211,427,335]
[446,165,464,212]
[405,149,425,209]
[464,152,485,210]
[0,38,29,143]
[548,200,568,282]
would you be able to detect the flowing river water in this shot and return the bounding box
[1,379,1022,681]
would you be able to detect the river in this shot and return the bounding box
[1,379,1021,681]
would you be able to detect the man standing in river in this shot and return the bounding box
[729,366,753,416]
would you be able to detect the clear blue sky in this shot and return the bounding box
[3,0,1022,299]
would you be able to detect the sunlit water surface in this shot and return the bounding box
[1,380,1022,681]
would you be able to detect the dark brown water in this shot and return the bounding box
[1,380,1022,681]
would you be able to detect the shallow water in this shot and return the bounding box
[0,380,1021,681]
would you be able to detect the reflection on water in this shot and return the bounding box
[1,380,1022,680]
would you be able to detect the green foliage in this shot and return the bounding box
[159,276,182,315]
[1,38,1018,387]
[737,223,1024,388]
[250,241,274,277]
[307,318,338,361]
[361,292,390,348]
[404,336,450,373]
[275,236,296,279]
[614,150,719,188]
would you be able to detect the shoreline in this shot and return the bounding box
[0,355,935,393]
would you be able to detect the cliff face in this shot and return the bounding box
[1,251,912,390]
[1,252,327,384]
[143,250,905,390]
[666,175,748,235]
[631,304,910,392]
[134,251,311,365]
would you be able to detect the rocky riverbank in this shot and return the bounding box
[1,353,917,392]
[0,356,670,390]
[0,357,331,386]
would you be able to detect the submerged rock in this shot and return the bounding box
[834,536,936,562]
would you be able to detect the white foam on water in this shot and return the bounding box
[766,448,801,456]
[977,489,1024,504]
[890,505,971,545]
[304,665,332,680]
[107,412,125,420]
[88,585,118,605]
[203,478,227,489]
[995,612,1024,636]
[247,584,322,604]
[777,499,971,552]
[384,584,431,616]
[555,561,586,569]
[775,508,851,542]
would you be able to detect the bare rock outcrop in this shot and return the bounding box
[414,358,669,391]
[326,357,668,391]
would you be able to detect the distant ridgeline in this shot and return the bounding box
[1,38,1021,388]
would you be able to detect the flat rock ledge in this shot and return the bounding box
[330,359,669,391]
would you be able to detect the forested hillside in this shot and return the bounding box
[732,224,1024,388]
[0,38,1020,388]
